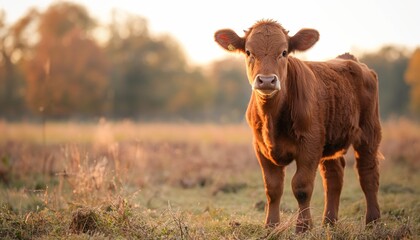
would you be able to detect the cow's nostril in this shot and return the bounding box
[258,78,264,84]
[271,79,276,84]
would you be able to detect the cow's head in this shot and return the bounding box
[215,20,319,99]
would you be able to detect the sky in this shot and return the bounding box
[1,0,419,65]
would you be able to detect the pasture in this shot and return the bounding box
[0,119,419,239]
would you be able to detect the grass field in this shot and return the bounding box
[0,118,419,239]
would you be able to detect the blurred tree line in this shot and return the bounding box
[0,2,419,121]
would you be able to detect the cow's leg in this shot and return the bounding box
[257,152,285,227]
[354,144,381,225]
[292,159,318,233]
[319,157,345,225]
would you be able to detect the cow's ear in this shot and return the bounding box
[214,29,245,52]
[289,28,319,52]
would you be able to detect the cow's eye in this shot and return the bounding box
[246,50,251,57]
[282,50,288,57]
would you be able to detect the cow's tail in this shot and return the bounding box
[337,52,358,62]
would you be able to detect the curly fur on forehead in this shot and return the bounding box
[245,19,290,39]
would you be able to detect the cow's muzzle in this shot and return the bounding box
[252,74,280,98]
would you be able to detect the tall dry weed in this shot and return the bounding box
[57,145,120,206]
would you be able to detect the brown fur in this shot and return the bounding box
[215,20,381,233]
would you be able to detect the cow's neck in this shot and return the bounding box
[250,92,290,152]
[254,92,284,120]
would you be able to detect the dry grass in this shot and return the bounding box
[380,117,420,169]
[1,119,251,145]
[0,118,419,239]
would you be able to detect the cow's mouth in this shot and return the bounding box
[254,89,279,98]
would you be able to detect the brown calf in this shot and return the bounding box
[215,20,381,232]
